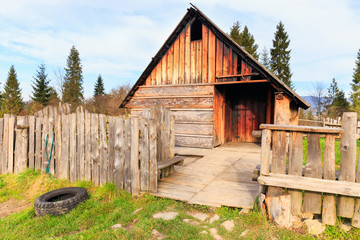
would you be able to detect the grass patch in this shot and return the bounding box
[1,169,359,239]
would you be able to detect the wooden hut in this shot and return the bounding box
[120,6,309,148]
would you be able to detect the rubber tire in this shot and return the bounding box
[34,187,88,217]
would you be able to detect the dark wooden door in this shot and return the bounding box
[231,85,267,142]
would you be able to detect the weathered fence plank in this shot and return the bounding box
[114,117,124,189]
[14,116,28,173]
[140,118,149,191]
[29,116,35,169]
[91,114,100,185]
[149,118,158,193]
[2,115,9,174]
[0,118,3,174]
[99,114,108,186]
[54,109,61,178]
[84,111,91,181]
[41,116,48,172]
[69,113,77,182]
[107,117,115,183]
[288,132,303,215]
[48,107,55,175]
[35,116,42,171]
[8,115,15,173]
[78,108,85,180]
[338,112,357,218]
[60,114,69,180]
[302,134,322,214]
[322,134,336,225]
[131,117,140,195]
[124,119,131,192]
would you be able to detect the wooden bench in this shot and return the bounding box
[158,156,185,178]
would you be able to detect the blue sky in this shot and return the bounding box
[0,0,359,101]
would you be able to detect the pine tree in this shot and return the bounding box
[260,47,271,70]
[270,21,293,89]
[94,74,105,97]
[31,63,51,106]
[229,22,259,59]
[326,78,349,117]
[62,46,84,105]
[1,65,23,115]
[350,49,360,116]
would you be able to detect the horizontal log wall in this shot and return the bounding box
[0,106,175,195]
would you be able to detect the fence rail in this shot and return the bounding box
[259,112,360,227]
[0,104,174,195]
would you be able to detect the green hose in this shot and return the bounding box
[45,131,55,174]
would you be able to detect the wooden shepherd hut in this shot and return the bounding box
[120,5,310,148]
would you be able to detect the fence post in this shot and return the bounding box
[14,116,28,173]
[338,112,357,218]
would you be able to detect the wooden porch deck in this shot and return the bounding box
[152,143,260,209]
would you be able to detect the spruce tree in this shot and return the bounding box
[270,21,293,89]
[31,63,51,105]
[260,47,271,70]
[62,46,84,105]
[239,25,259,59]
[1,65,23,115]
[350,49,360,116]
[94,74,105,97]
[326,78,349,117]
[229,22,259,59]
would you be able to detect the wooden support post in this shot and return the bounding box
[288,131,303,216]
[338,112,357,218]
[131,117,140,195]
[322,134,336,225]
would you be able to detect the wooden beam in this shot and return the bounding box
[138,80,269,88]
[260,124,343,134]
[258,173,360,197]
[212,80,269,86]
[216,73,259,79]
[132,95,213,99]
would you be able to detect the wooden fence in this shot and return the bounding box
[299,117,360,136]
[258,112,360,227]
[0,104,175,195]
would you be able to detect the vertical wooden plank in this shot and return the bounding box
[8,116,15,173]
[91,114,100,185]
[69,113,76,182]
[35,117,41,171]
[173,38,179,85]
[322,134,336,225]
[190,41,196,84]
[149,118,158,193]
[84,111,91,181]
[184,24,191,84]
[60,114,69,180]
[169,115,175,174]
[54,109,60,177]
[124,118,131,192]
[140,118,149,191]
[2,115,9,174]
[233,53,238,74]
[76,106,81,180]
[179,30,185,84]
[288,132,304,215]
[14,116,27,173]
[0,118,3,174]
[107,116,115,183]
[48,107,55,175]
[338,112,357,218]
[28,116,35,169]
[161,55,167,85]
[215,39,223,80]
[208,30,216,83]
[196,40,202,83]
[41,116,48,172]
[114,117,124,189]
[131,117,140,195]
[167,45,173,84]
[99,114,108,186]
[302,134,322,214]
[156,63,161,85]
[222,45,230,76]
[260,129,271,175]
[202,25,208,83]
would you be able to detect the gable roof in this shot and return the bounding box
[120,5,310,109]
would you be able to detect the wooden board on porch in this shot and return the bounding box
[151,143,260,209]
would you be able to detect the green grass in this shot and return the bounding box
[302,138,360,168]
[2,169,360,239]
[0,169,321,240]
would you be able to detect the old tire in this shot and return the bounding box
[34,187,88,217]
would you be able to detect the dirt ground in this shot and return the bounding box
[0,199,32,218]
